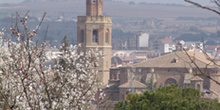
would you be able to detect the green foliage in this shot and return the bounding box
[114,84,220,110]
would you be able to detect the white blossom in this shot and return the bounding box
[0,12,102,110]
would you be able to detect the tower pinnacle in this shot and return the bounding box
[86,0,103,16]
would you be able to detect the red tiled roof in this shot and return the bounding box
[161,37,172,44]
[119,80,147,89]
[128,51,220,68]
[205,45,219,50]
[119,56,133,61]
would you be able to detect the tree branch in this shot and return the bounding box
[184,0,220,15]
[183,49,220,85]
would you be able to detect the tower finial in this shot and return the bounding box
[86,0,103,16]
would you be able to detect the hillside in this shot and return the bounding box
[0,1,218,19]
[0,0,219,45]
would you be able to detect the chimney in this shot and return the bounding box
[176,42,183,51]
[176,45,179,51]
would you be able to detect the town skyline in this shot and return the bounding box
[0,0,219,109]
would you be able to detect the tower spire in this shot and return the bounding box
[86,0,103,16]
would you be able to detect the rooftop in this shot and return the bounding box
[119,80,147,89]
[125,51,219,68]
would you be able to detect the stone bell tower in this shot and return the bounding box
[77,0,112,85]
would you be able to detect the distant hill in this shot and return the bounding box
[0,0,217,19]
[111,0,213,6]
[0,0,219,45]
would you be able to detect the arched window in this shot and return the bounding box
[197,84,200,90]
[93,30,98,43]
[106,29,109,43]
[81,30,84,42]
[93,0,96,3]
[165,78,177,85]
[114,74,117,80]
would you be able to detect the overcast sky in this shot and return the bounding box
[0,0,24,4]
[116,0,213,6]
[0,0,214,6]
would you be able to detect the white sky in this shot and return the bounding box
[116,0,213,6]
[0,0,24,4]
[0,0,214,6]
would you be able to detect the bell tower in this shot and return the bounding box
[77,0,112,85]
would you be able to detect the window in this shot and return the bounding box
[126,89,130,94]
[165,78,177,85]
[197,84,200,90]
[81,30,84,42]
[93,0,96,3]
[93,30,98,43]
[114,74,117,80]
[171,58,178,63]
[106,29,109,43]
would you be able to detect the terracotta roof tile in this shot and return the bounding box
[119,57,133,61]
[127,51,219,68]
[161,37,172,44]
[205,45,219,50]
[119,80,147,89]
